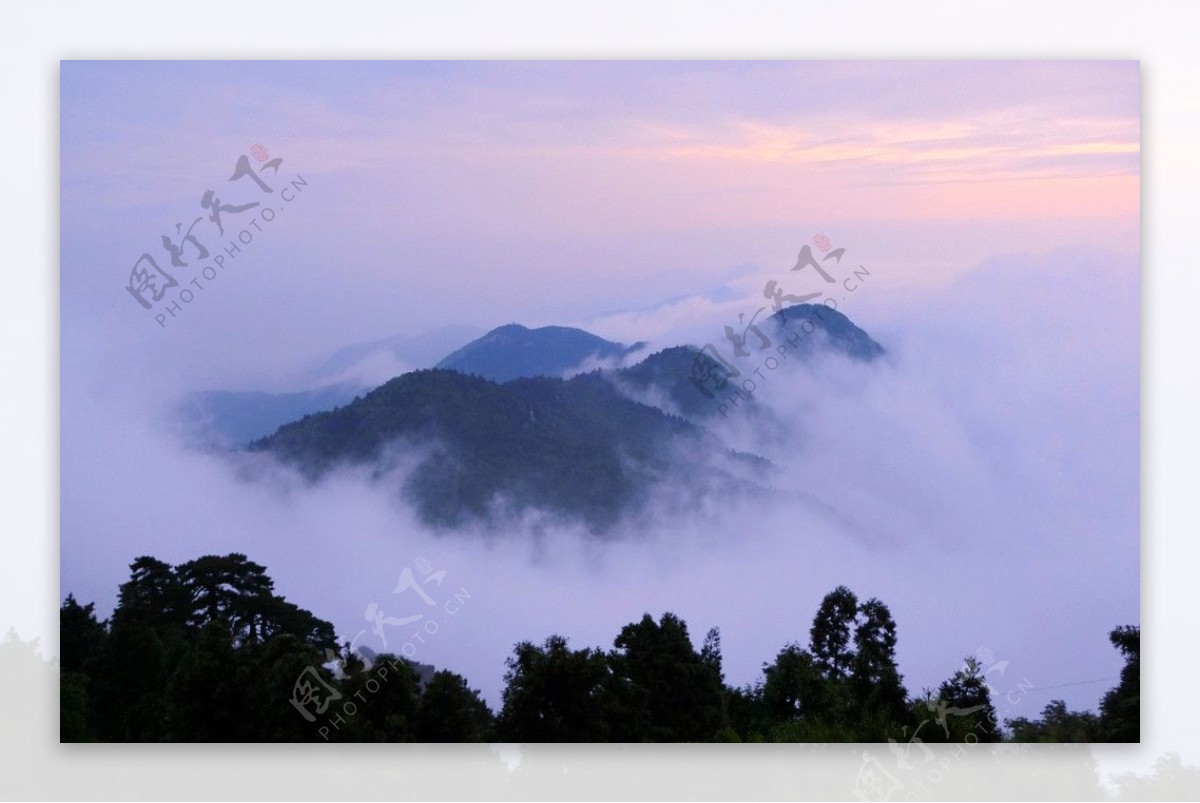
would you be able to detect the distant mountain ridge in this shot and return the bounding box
[311,324,484,383]
[617,303,884,418]
[247,303,884,531]
[176,382,364,447]
[434,323,645,383]
[251,369,717,531]
[175,324,485,447]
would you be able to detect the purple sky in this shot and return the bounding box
[61,61,1137,388]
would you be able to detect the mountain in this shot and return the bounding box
[616,303,884,418]
[175,382,364,447]
[247,304,882,531]
[251,369,729,531]
[175,325,486,448]
[434,324,645,383]
[308,324,485,385]
[770,303,885,360]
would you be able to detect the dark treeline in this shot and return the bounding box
[61,554,1139,743]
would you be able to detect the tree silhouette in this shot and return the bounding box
[809,586,859,683]
[416,670,494,742]
[1098,625,1139,742]
[607,613,725,741]
[64,553,339,742]
[60,566,1138,745]
[921,656,999,743]
[59,594,107,676]
[850,598,909,736]
[762,643,823,722]
[497,636,611,742]
[1007,699,1099,742]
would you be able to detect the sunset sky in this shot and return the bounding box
[61,60,1138,390]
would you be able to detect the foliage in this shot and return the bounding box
[415,670,494,742]
[1005,625,1140,744]
[919,656,999,743]
[1097,625,1139,742]
[64,553,347,742]
[62,565,1136,745]
[1008,699,1100,742]
[607,613,726,741]
[253,369,700,532]
[810,585,859,684]
[497,635,612,742]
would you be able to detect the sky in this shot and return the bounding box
[60,60,1138,389]
[59,61,1140,725]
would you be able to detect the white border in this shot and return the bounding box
[4,0,1194,799]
